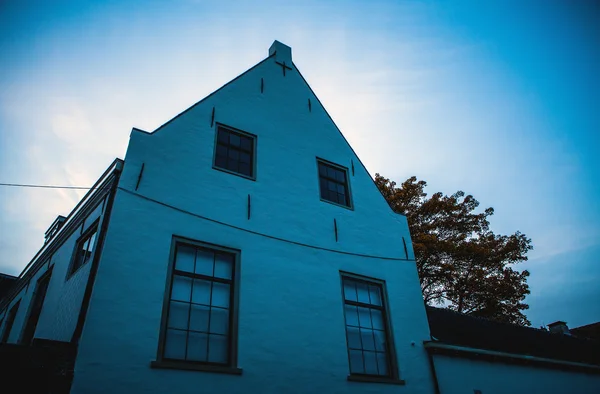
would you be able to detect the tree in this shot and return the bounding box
[375,175,533,326]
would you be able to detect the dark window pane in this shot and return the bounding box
[349,350,364,374]
[211,283,230,308]
[168,301,190,330]
[176,245,196,273]
[189,304,210,332]
[318,163,327,176]
[374,330,386,352]
[209,307,229,335]
[239,152,250,164]
[229,133,240,147]
[226,160,239,173]
[328,181,337,191]
[336,170,346,183]
[356,282,370,304]
[344,305,359,326]
[239,163,251,176]
[361,329,375,351]
[208,334,228,363]
[327,166,337,179]
[358,307,372,328]
[343,280,357,301]
[191,279,211,305]
[215,155,227,168]
[195,249,214,276]
[337,183,345,194]
[364,351,378,374]
[337,193,346,205]
[240,137,252,151]
[371,310,384,330]
[217,129,229,144]
[228,149,239,161]
[187,331,209,361]
[376,352,388,375]
[214,253,233,279]
[172,276,192,302]
[369,285,382,306]
[164,329,186,360]
[216,144,228,157]
[346,326,361,349]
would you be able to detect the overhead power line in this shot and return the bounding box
[0,183,97,190]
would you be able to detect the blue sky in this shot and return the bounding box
[0,0,598,328]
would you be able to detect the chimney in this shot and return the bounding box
[269,40,292,67]
[45,215,67,244]
[548,321,570,335]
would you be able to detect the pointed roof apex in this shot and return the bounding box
[269,40,292,67]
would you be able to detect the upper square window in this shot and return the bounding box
[67,223,98,277]
[318,160,351,208]
[213,125,256,179]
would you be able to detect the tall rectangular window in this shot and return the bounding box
[1,300,20,343]
[159,240,239,367]
[342,275,395,378]
[318,160,351,208]
[21,268,52,344]
[213,124,256,179]
[68,224,98,277]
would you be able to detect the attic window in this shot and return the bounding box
[213,125,256,180]
[317,159,352,208]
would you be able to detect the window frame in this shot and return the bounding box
[66,220,99,279]
[339,272,403,385]
[152,236,242,375]
[1,300,21,343]
[212,123,257,181]
[316,158,353,209]
[20,267,53,344]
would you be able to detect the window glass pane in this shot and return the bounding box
[356,282,370,304]
[211,282,230,308]
[164,329,186,360]
[318,163,327,176]
[209,307,230,335]
[326,166,337,179]
[229,133,240,147]
[373,330,386,352]
[328,181,337,191]
[228,149,239,161]
[343,280,357,301]
[87,231,97,252]
[167,301,190,330]
[217,129,229,144]
[376,352,388,376]
[187,331,209,362]
[239,163,251,176]
[214,253,233,280]
[336,170,345,183]
[239,152,250,164]
[215,155,227,168]
[171,276,192,302]
[364,351,378,374]
[357,307,372,328]
[240,137,252,151]
[337,183,345,194]
[344,305,359,326]
[195,249,214,276]
[226,160,239,173]
[346,326,361,349]
[208,334,228,363]
[349,350,364,374]
[337,193,346,205]
[191,279,211,305]
[360,329,375,351]
[189,304,210,332]
[369,285,382,306]
[371,310,384,330]
[176,245,196,273]
[216,144,227,158]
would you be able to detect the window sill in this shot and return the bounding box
[150,360,243,375]
[319,198,354,211]
[212,165,256,181]
[347,375,405,385]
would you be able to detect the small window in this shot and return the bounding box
[341,275,396,378]
[158,240,239,367]
[213,125,256,179]
[68,224,98,277]
[318,160,351,208]
[1,300,21,343]
[21,268,53,344]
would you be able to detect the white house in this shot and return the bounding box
[1,41,599,394]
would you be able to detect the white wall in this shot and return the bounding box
[433,354,600,394]
[71,48,436,394]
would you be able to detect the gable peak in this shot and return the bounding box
[269,40,292,66]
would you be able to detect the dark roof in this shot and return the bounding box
[571,322,600,341]
[426,306,600,366]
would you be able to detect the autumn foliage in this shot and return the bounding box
[375,175,533,326]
